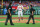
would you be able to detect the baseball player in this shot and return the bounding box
[16,3,24,21]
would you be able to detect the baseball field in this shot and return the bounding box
[0,15,40,27]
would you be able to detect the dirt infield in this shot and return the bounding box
[0,17,40,23]
[0,20,40,23]
[0,17,40,19]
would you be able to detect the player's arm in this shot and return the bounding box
[22,6,24,10]
[32,11,33,15]
[32,9,35,15]
[8,8,11,16]
[32,8,35,15]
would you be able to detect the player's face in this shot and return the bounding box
[19,4,21,5]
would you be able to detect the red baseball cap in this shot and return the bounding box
[19,3,21,4]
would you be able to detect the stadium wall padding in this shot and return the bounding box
[0,6,40,15]
[1,9,40,15]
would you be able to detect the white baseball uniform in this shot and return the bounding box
[17,5,23,17]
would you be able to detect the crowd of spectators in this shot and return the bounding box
[0,1,40,9]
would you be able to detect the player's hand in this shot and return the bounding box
[32,11,33,15]
[10,14,11,16]
[32,14,33,15]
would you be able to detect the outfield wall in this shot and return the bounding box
[0,6,40,15]
[0,9,40,15]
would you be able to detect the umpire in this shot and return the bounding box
[26,5,35,24]
[5,2,14,25]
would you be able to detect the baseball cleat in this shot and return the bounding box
[26,22,29,24]
[5,24,7,25]
[11,24,14,25]
[33,23,35,24]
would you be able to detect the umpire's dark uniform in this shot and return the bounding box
[26,5,35,24]
[5,3,14,25]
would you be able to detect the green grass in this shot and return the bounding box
[35,19,40,21]
[0,19,27,21]
[0,15,40,27]
[0,19,40,21]
[0,15,40,17]
[0,23,40,27]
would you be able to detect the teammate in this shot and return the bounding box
[26,5,35,24]
[5,2,14,25]
[16,3,24,21]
